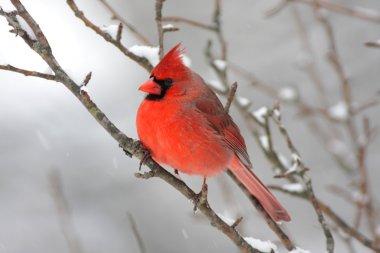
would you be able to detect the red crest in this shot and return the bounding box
[151,43,188,80]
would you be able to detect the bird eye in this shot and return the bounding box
[165,78,173,86]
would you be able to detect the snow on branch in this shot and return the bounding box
[244,237,278,253]
[129,45,160,67]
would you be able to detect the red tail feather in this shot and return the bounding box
[230,157,291,222]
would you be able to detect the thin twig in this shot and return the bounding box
[327,185,356,205]
[116,22,123,43]
[330,225,357,253]
[213,0,227,61]
[155,0,165,59]
[357,118,379,246]
[305,174,335,253]
[353,97,380,115]
[231,216,243,229]
[0,64,56,80]
[81,71,92,86]
[127,212,146,253]
[265,0,289,17]
[49,169,83,253]
[365,40,380,49]
[99,0,151,45]
[225,82,238,113]
[162,16,216,31]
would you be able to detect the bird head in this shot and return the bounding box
[139,43,189,100]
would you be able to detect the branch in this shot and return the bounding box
[365,40,380,49]
[0,64,55,80]
[212,0,227,61]
[357,118,379,245]
[155,0,165,59]
[161,16,216,31]
[0,7,36,48]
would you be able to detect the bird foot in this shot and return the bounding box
[138,149,151,171]
[192,179,208,212]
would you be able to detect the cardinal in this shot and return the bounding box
[136,44,291,222]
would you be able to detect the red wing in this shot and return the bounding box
[223,120,252,168]
[195,97,252,168]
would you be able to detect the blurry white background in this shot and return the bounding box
[0,0,379,252]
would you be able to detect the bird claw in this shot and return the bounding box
[139,149,151,171]
[173,169,182,180]
[192,179,208,212]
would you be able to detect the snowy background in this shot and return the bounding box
[0,0,379,252]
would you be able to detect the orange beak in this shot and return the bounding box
[138,79,161,95]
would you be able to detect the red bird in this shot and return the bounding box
[136,44,291,222]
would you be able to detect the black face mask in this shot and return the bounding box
[145,76,173,101]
